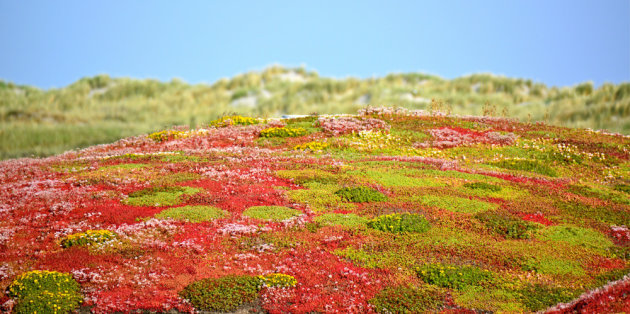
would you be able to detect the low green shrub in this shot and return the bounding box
[475,211,538,239]
[155,205,227,222]
[179,275,261,312]
[334,187,387,203]
[61,229,117,248]
[6,270,83,314]
[491,159,558,177]
[124,185,201,207]
[242,206,302,221]
[518,284,580,312]
[260,127,308,138]
[415,263,493,290]
[314,213,368,228]
[463,182,501,192]
[368,284,445,313]
[367,213,430,234]
[257,273,297,288]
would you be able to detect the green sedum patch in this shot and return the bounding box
[314,213,368,228]
[368,284,446,313]
[367,213,430,234]
[455,286,525,312]
[417,194,498,214]
[124,185,201,207]
[537,225,613,250]
[334,187,387,203]
[6,270,83,314]
[415,263,493,290]
[155,205,228,222]
[522,256,585,277]
[243,206,302,221]
[491,159,558,177]
[179,275,261,312]
[475,211,539,239]
[517,284,581,312]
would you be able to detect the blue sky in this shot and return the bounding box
[1,0,628,89]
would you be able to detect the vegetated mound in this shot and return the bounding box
[0,107,629,313]
[2,65,630,160]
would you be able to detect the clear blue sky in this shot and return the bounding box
[1,0,628,89]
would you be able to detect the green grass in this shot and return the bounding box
[242,206,302,221]
[155,205,228,222]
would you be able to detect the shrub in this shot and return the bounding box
[314,213,368,228]
[259,127,307,138]
[475,211,538,239]
[242,206,302,221]
[491,159,558,177]
[463,182,501,192]
[61,229,117,248]
[368,284,445,313]
[518,284,580,311]
[124,185,201,207]
[6,270,83,314]
[179,275,261,312]
[154,205,227,222]
[258,273,297,288]
[210,115,260,127]
[367,213,430,234]
[415,264,492,290]
[334,187,387,203]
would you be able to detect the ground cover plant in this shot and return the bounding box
[0,107,629,312]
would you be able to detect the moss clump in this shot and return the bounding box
[335,187,387,203]
[61,229,117,248]
[257,273,297,288]
[491,159,558,177]
[124,185,201,207]
[243,206,302,221]
[369,284,445,313]
[179,275,261,312]
[367,213,430,234]
[259,127,308,138]
[155,205,228,222]
[475,211,539,239]
[314,213,368,228]
[415,263,493,290]
[6,270,83,314]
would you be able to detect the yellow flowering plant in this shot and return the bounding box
[6,270,83,314]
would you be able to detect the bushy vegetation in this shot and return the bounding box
[367,213,431,233]
[2,66,630,159]
[334,187,387,203]
[6,270,83,314]
[179,275,261,312]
